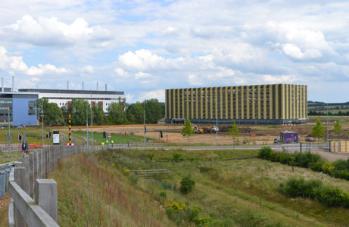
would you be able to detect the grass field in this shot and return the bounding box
[72,131,149,144]
[51,149,349,226]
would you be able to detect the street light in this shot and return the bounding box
[144,99,146,144]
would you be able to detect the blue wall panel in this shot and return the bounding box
[12,95,38,126]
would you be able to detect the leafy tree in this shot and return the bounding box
[333,120,342,135]
[180,176,195,194]
[311,118,325,139]
[70,99,90,125]
[92,105,105,125]
[229,121,240,137]
[144,99,165,123]
[181,119,194,136]
[108,103,127,124]
[126,102,144,123]
[37,98,65,126]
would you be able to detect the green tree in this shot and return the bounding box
[144,99,165,123]
[229,121,240,137]
[37,98,65,126]
[70,99,90,125]
[311,118,325,139]
[108,103,127,124]
[92,105,105,125]
[126,102,144,123]
[333,120,342,135]
[181,119,194,136]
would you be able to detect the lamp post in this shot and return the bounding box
[143,99,146,144]
[86,106,89,151]
[41,103,44,147]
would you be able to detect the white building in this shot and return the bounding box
[18,89,125,113]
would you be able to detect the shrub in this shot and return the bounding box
[165,200,210,225]
[309,160,326,172]
[280,177,349,208]
[172,153,184,162]
[321,162,335,175]
[279,178,322,198]
[180,176,195,194]
[258,146,273,159]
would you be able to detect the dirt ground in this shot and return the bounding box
[63,116,349,146]
[67,119,349,145]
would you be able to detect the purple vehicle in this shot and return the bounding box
[279,131,299,144]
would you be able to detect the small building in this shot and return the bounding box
[330,140,349,153]
[280,131,299,143]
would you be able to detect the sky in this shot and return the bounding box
[0,0,348,103]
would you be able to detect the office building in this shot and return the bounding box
[165,84,307,124]
[18,89,126,113]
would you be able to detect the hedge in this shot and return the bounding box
[258,147,349,181]
[280,178,349,208]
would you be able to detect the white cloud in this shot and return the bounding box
[1,15,111,46]
[262,74,297,84]
[139,89,165,102]
[82,65,94,74]
[0,46,68,76]
[118,49,164,71]
[267,22,332,60]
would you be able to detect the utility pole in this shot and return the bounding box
[143,99,146,144]
[90,100,94,147]
[41,104,44,147]
[86,106,89,151]
[7,106,11,146]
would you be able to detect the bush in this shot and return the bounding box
[258,146,273,159]
[165,200,210,225]
[279,178,322,198]
[172,153,184,162]
[180,176,195,194]
[259,148,349,182]
[280,177,349,208]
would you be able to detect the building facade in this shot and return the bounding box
[165,84,307,124]
[0,92,38,126]
[18,89,126,113]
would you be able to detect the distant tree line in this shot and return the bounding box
[38,98,165,126]
[309,110,349,116]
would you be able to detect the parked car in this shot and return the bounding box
[305,135,315,142]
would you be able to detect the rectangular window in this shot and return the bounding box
[28,100,36,115]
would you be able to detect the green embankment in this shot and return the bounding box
[51,149,349,226]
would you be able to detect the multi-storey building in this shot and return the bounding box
[165,84,307,124]
[18,89,126,113]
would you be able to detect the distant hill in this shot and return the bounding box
[308,101,349,116]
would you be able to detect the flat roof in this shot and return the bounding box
[165,83,307,90]
[18,88,124,95]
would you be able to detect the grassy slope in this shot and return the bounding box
[52,149,349,226]
[51,154,173,227]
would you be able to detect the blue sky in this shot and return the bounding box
[0,0,348,102]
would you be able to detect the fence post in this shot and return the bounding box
[34,179,58,221]
[14,167,26,227]
[0,171,5,197]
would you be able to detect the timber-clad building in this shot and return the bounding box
[165,84,307,124]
